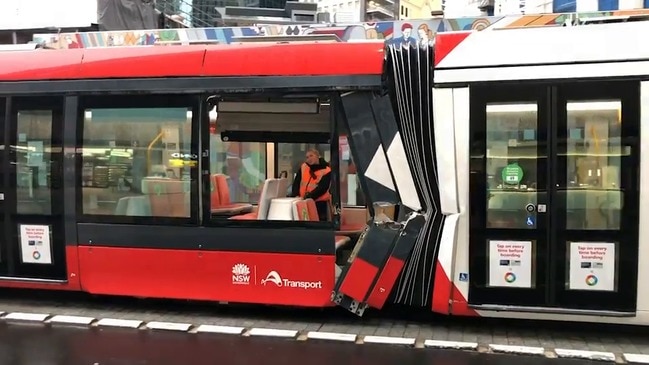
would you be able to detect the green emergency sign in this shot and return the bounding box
[502,163,524,185]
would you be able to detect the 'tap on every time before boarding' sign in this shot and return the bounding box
[19,224,52,265]
[488,240,533,288]
[568,242,616,291]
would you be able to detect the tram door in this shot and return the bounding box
[0,97,67,280]
[468,81,640,313]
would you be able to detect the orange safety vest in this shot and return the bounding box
[299,163,331,202]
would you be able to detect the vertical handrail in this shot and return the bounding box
[147,131,164,175]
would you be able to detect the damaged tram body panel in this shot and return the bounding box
[332,45,445,315]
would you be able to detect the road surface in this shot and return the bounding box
[0,322,609,365]
[0,289,648,363]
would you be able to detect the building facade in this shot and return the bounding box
[0,0,97,45]
[311,0,440,22]
[314,0,363,22]
[399,0,443,19]
[158,0,291,27]
[491,0,649,15]
[306,0,649,24]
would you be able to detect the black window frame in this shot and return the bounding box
[11,96,65,218]
[202,92,341,230]
[76,94,201,226]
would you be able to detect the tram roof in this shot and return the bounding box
[0,41,385,82]
[4,10,649,83]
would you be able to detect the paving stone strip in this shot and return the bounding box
[1,303,649,364]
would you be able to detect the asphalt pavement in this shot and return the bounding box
[0,289,649,363]
[0,322,608,365]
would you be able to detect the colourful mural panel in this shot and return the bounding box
[32,8,649,49]
[21,9,636,48]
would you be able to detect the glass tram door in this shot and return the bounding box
[552,83,639,312]
[468,82,640,314]
[0,96,67,280]
[468,86,550,307]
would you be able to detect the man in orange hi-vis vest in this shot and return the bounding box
[290,148,332,221]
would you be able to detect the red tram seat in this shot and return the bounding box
[293,199,350,251]
[210,174,253,215]
[228,211,257,220]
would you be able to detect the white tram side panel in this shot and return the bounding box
[433,21,649,325]
[434,21,649,84]
[431,87,472,315]
[637,81,649,324]
[449,88,471,316]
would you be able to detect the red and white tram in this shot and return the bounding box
[0,17,648,325]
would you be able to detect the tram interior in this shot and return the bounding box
[72,96,375,263]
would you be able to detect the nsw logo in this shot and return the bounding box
[232,263,251,285]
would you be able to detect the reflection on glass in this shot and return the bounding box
[16,111,53,215]
[485,103,538,229]
[81,108,194,217]
[210,136,267,204]
[565,100,623,230]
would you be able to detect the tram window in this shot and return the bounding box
[565,100,623,230]
[80,107,194,218]
[16,110,53,215]
[209,98,336,223]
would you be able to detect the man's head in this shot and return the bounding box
[402,23,413,39]
[305,148,320,166]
